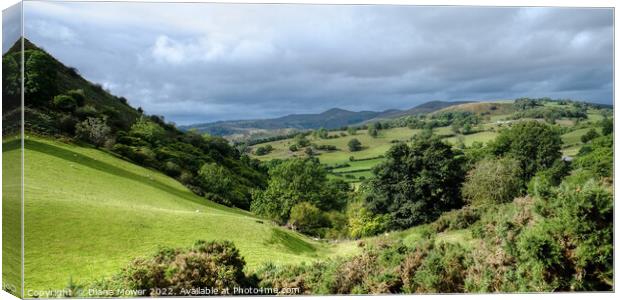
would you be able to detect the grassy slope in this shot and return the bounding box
[2,138,22,297]
[20,136,357,291]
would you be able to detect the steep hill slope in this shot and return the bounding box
[17,136,356,291]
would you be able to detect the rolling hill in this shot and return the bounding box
[181,101,471,137]
[10,136,357,291]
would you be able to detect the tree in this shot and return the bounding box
[289,144,298,152]
[348,138,362,152]
[250,158,348,224]
[66,89,86,106]
[75,117,111,147]
[24,50,58,106]
[294,134,310,147]
[288,202,328,235]
[462,157,524,206]
[368,125,378,138]
[305,147,314,156]
[130,116,165,143]
[347,127,357,135]
[255,145,273,156]
[365,138,465,229]
[316,128,329,139]
[580,128,600,143]
[600,118,613,136]
[488,121,561,180]
[52,94,77,111]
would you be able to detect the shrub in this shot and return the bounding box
[574,135,612,178]
[288,202,328,235]
[347,201,391,239]
[462,157,524,206]
[430,206,481,233]
[289,144,298,152]
[66,89,86,106]
[401,242,470,293]
[580,128,599,143]
[52,94,77,111]
[108,241,249,296]
[348,138,362,152]
[75,117,111,147]
[130,116,165,144]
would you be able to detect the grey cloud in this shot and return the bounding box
[21,2,613,125]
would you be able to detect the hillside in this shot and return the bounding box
[13,136,357,291]
[249,99,610,184]
[3,38,267,210]
[182,101,470,137]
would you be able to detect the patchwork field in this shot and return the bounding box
[250,102,607,183]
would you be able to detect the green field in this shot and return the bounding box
[18,136,359,291]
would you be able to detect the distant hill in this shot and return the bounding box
[182,100,470,136]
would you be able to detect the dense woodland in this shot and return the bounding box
[2,40,613,294]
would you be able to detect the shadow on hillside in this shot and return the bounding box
[24,139,219,209]
[265,228,316,255]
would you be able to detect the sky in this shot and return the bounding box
[15,1,614,125]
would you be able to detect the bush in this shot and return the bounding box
[462,157,524,206]
[66,89,86,106]
[75,117,111,147]
[574,135,612,178]
[346,201,391,239]
[106,241,249,296]
[52,94,77,111]
[289,144,298,152]
[288,202,328,235]
[580,128,599,143]
[401,242,470,293]
[430,206,481,233]
[348,138,362,152]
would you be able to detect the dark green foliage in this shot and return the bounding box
[527,159,572,197]
[600,118,613,135]
[401,242,470,293]
[66,89,86,106]
[2,51,21,112]
[368,124,378,138]
[489,121,562,179]
[430,206,481,233]
[250,158,348,224]
[574,135,612,178]
[52,94,77,111]
[580,128,599,143]
[24,50,58,106]
[366,138,465,229]
[97,241,249,296]
[462,157,524,206]
[288,202,329,236]
[530,180,613,290]
[255,144,273,156]
[348,138,362,152]
[289,144,298,152]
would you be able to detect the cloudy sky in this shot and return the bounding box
[16,1,614,125]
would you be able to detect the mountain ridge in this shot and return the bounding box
[181,100,471,136]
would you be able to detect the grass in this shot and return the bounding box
[2,137,22,297]
[18,136,359,291]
